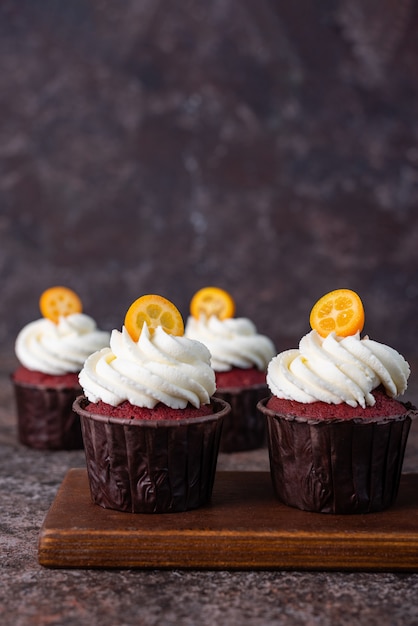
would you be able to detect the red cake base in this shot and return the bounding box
[215,367,266,390]
[82,400,214,421]
[12,366,79,388]
[266,388,407,420]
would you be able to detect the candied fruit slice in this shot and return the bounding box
[190,287,235,320]
[310,288,364,338]
[124,294,184,341]
[39,286,82,323]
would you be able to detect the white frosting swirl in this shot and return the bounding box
[184,315,276,372]
[15,314,110,375]
[267,330,410,408]
[79,324,216,409]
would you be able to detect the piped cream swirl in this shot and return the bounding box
[79,324,216,409]
[185,315,276,372]
[15,314,110,375]
[267,330,410,408]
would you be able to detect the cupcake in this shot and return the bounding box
[185,287,275,452]
[73,294,229,513]
[257,288,416,514]
[11,286,110,450]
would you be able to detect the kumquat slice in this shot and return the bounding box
[39,286,83,323]
[309,288,365,338]
[124,294,184,341]
[190,286,235,320]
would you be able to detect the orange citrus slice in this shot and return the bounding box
[124,294,184,341]
[39,286,83,323]
[309,289,364,337]
[190,287,235,320]
[310,289,365,338]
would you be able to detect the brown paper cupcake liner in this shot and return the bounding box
[258,397,415,514]
[214,384,268,452]
[73,396,230,513]
[12,379,83,450]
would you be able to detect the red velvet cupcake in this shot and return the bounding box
[185,287,276,452]
[11,286,109,450]
[258,289,416,514]
[74,295,230,513]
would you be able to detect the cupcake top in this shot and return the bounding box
[266,289,410,408]
[79,294,216,409]
[15,286,110,375]
[184,287,276,372]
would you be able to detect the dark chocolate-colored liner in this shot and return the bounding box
[258,397,415,514]
[12,378,83,450]
[74,395,229,513]
[215,384,267,452]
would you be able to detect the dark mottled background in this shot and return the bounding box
[1,0,418,371]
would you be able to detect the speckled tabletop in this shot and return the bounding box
[2,353,418,626]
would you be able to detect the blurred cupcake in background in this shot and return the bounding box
[11,286,110,450]
[185,287,276,452]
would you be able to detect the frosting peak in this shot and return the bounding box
[79,324,216,409]
[184,314,276,372]
[267,330,410,408]
[15,313,110,375]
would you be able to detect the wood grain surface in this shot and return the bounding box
[38,469,418,571]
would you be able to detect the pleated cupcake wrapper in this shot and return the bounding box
[73,396,229,513]
[12,379,83,450]
[214,384,268,452]
[258,397,415,514]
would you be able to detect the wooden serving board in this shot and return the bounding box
[38,469,418,571]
